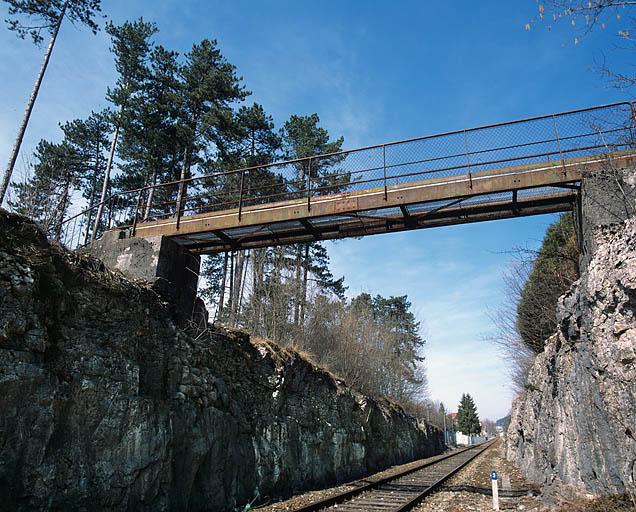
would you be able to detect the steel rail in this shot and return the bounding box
[190,134,620,213]
[389,440,496,512]
[286,440,496,512]
[146,99,635,188]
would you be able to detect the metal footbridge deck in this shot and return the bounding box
[61,102,636,253]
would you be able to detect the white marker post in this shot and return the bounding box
[491,470,499,510]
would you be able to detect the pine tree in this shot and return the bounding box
[280,113,346,196]
[1,0,103,203]
[59,110,111,241]
[199,103,282,324]
[175,38,248,215]
[279,114,345,327]
[93,18,157,236]
[114,44,183,220]
[373,294,425,400]
[9,139,81,239]
[456,393,481,435]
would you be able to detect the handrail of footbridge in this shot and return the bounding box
[60,101,636,252]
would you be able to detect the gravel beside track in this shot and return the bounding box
[414,438,542,511]
[258,442,496,511]
[256,449,465,511]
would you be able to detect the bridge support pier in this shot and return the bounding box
[87,230,201,320]
[575,168,636,269]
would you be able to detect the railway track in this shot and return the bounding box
[290,439,497,512]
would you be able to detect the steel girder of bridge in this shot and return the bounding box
[131,153,633,254]
[59,101,636,254]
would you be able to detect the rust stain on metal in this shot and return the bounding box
[334,197,358,213]
[130,158,599,244]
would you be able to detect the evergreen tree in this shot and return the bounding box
[280,113,346,196]
[59,110,111,241]
[279,114,346,327]
[9,139,81,239]
[175,38,248,215]
[93,18,157,235]
[373,294,425,400]
[456,393,481,435]
[516,213,579,353]
[114,44,183,220]
[1,0,103,203]
[347,293,425,401]
[199,103,283,324]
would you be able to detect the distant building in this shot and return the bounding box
[456,432,488,445]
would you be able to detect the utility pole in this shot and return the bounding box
[0,2,68,204]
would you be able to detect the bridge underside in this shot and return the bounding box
[175,192,574,254]
[127,153,634,254]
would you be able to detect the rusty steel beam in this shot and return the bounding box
[113,152,634,254]
[175,192,575,254]
[213,229,235,246]
[132,153,630,241]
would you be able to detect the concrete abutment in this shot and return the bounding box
[87,230,201,320]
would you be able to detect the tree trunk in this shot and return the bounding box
[272,248,283,342]
[175,112,197,215]
[300,243,310,324]
[249,248,266,332]
[143,169,157,220]
[217,251,229,321]
[54,170,72,241]
[92,124,120,240]
[252,248,265,296]
[83,142,101,245]
[227,251,235,322]
[0,2,68,205]
[237,251,250,326]
[293,245,302,325]
[175,145,191,216]
[231,251,245,325]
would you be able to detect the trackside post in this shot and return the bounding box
[491,470,499,510]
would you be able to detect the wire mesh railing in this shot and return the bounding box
[59,101,636,249]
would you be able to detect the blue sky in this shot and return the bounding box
[1,1,631,419]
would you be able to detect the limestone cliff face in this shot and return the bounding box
[0,211,443,511]
[507,217,636,494]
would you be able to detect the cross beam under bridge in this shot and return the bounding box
[60,101,636,254]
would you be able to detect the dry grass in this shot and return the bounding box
[250,335,346,382]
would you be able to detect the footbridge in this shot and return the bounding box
[62,102,636,254]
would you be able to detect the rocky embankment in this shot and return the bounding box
[507,217,636,494]
[0,210,443,511]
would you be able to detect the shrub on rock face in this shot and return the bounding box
[516,213,579,353]
[507,217,636,495]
